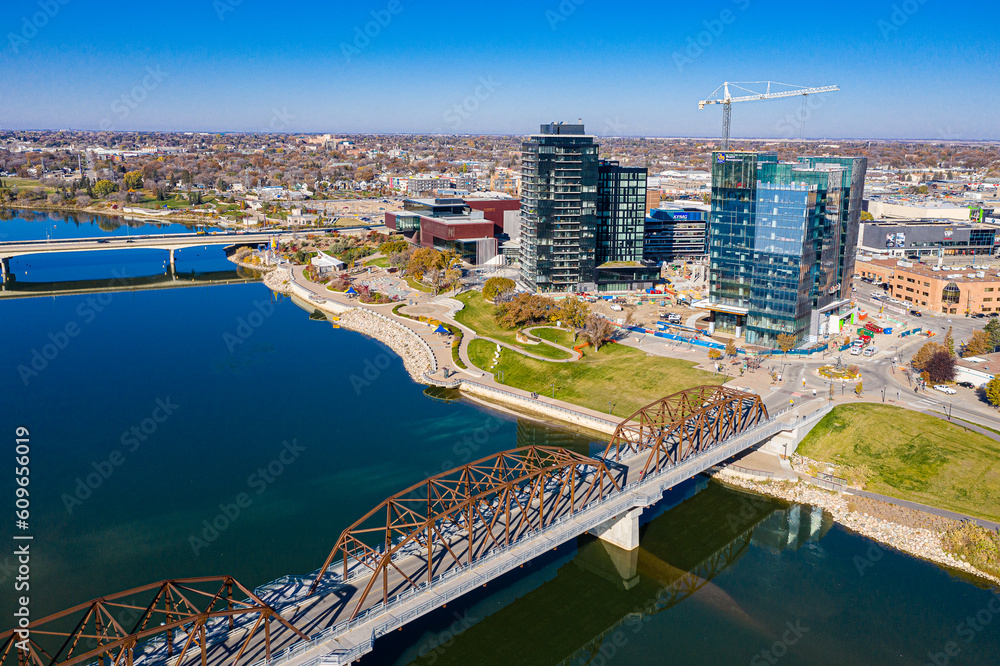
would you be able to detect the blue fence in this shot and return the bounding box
[900,327,923,338]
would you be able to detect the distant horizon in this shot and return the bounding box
[5,127,1000,146]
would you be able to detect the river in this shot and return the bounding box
[1,212,998,666]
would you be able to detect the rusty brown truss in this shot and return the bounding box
[309,446,623,617]
[602,385,768,479]
[0,577,308,666]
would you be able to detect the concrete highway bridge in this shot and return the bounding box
[1,386,831,666]
[0,227,359,285]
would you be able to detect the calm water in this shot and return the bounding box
[0,209,220,241]
[2,213,999,665]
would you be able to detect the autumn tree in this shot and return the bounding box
[924,350,956,384]
[725,338,737,357]
[122,170,143,191]
[482,276,516,301]
[962,329,992,357]
[494,293,557,330]
[776,333,797,353]
[911,341,945,371]
[92,179,116,198]
[985,375,1000,408]
[559,296,589,330]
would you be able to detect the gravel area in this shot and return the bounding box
[711,470,1000,585]
[338,309,433,381]
[263,266,292,295]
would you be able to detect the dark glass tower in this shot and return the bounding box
[708,151,868,347]
[519,123,599,293]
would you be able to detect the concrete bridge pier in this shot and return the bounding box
[168,248,176,279]
[1,257,9,289]
[589,507,643,551]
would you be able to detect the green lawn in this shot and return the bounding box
[405,276,435,293]
[798,404,1000,522]
[468,338,721,416]
[533,327,577,348]
[365,256,390,268]
[455,291,571,360]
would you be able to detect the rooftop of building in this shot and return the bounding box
[858,257,1000,282]
[862,218,994,229]
[955,352,1000,374]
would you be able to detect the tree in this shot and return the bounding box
[985,375,1000,408]
[581,314,616,351]
[725,339,737,357]
[860,211,874,221]
[944,327,955,356]
[494,293,558,330]
[122,170,143,191]
[855,382,863,396]
[912,341,945,371]
[985,318,1000,350]
[92,179,116,198]
[559,296,588,330]
[828,383,835,402]
[378,239,409,255]
[924,350,956,384]
[962,330,992,357]
[776,333,797,353]
[482,276,516,301]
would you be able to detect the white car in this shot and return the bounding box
[850,345,862,356]
[933,385,957,395]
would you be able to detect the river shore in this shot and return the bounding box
[711,469,1000,586]
[337,308,434,382]
[3,201,220,225]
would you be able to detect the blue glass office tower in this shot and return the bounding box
[708,152,867,347]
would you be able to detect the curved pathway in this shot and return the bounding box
[522,326,581,359]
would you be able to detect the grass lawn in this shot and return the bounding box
[798,404,1000,522]
[468,338,721,416]
[456,291,571,360]
[365,256,390,268]
[533,327,577,348]
[405,276,435,293]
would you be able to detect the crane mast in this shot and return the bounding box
[699,81,839,150]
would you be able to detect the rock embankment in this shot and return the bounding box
[263,266,292,295]
[712,470,1000,585]
[338,309,433,381]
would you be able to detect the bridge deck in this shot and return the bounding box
[137,407,821,666]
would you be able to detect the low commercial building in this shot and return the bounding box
[856,257,1000,315]
[859,220,997,259]
[954,352,1000,388]
[384,197,518,264]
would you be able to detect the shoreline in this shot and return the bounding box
[710,469,1000,587]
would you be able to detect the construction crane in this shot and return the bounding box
[698,81,839,150]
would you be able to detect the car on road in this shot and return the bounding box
[933,384,957,395]
[863,347,878,357]
[850,345,863,356]
[957,381,976,389]
[909,309,922,317]
[97,239,108,244]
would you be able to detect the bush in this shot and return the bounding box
[942,522,1000,578]
[708,349,723,360]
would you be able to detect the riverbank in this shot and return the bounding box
[710,469,1000,586]
[337,308,434,382]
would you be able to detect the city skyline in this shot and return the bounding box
[2,0,998,140]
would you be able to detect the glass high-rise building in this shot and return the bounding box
[594,160,658,291]
[519,122,598,293]
[708,151,867,347]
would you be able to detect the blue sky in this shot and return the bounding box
[1,0,997,139]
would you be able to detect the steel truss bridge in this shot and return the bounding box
[1,386,820,666]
